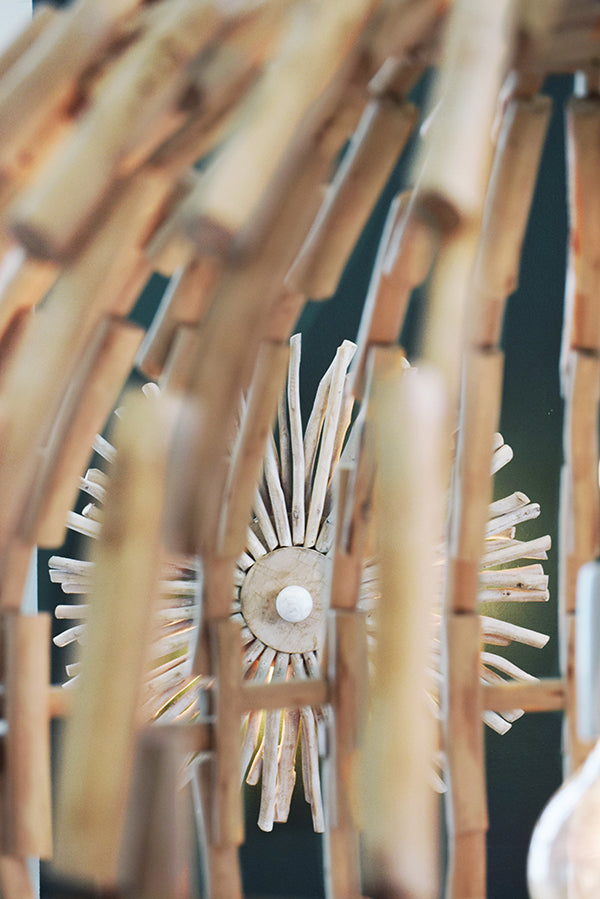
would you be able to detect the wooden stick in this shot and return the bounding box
[350,192,435,399]
[257,652,289,832]
[136,256,221,380]
[287,86,417,299]
[218,340,289,557]
[274,707,301,823]
[209,617,244,850]
[188,0,375,248]
[3,612,52,858]
[0,856,35,899]
[324,609,367,899]
[264,436,292,547]
[288,333,305,544]
[10,0,230,261]
[448,348,505,585]
[444,613,487,899]
[54,393,169,885]
[0,246,56,341]
[146,3,292,182]
[183,77,361,554]
[362,348,444,899]
[0,5,57,82]
[277,380,292,505]
[305,340,356,547]
[0,0,142,175]
[483,677,566,713]
[470,93,551,346]
[22,316,143,547]
[0,168,173,555]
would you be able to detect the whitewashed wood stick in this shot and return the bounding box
[491,442,513,474]
[253,487,278,551]
[305,340,356,546]
[478,587,549,603]
[487,490,529,517]
[304,358,335,493]
[243,640,271,676]
[265,435,292,546]
[48,555,93,576]
[247,738,264,786]
[277,389,291,505]
[479,616,549,649]
[66,510,100,539]
[478,563,546,588]
[92,434,116,464]
[55,604,88,619]
[258,651,289,831]
[79,473,106,504]
[288,333,305,544]
[291,652,324,831]
[485,502,541,536]
[241,712,262,785]
[246,527,267,560]
[481,534,551,567]
[237,551,254,571]
[482,710,512,735]
[275,707,300,823]
[480,651,539,682]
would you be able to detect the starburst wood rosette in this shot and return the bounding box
[50,335,551,842]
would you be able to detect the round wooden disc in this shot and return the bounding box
[240,546,331,653]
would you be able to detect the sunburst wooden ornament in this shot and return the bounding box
[49,334,551,837]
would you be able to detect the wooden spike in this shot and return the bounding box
[54,393,169,885]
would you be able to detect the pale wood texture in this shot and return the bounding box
[362,348,444,899]
[54,394,169,885]
[287,82,417,299]
[3,613,52,858]
[22,316,144,547]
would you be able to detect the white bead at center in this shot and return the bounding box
[276,585,313,623]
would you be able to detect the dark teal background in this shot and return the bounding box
[34,5,571,894]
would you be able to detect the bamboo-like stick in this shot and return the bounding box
[362,348,444,899]
[183,75,362,554]
[287,78,418,299]
[187,0,375,248]
[288,333,305,544]
[305,340,356,547]
[0,5,57,82]
[146,3,292,186]
[54,393,169,885]
[121,729,191,899]
[10,1,231,261]
[22,316,143,547]
[448,348,505,582]
[444,612,488,899]
[350,192,435,399]
[560,349,600,774]
[324,609,367,899]
[0,0,142,175]
[0,168,175,554]
[218,340,290,557]
[210,617,244,848]
[0,856,35,899]
[0,246,56,340]
[561,96,600,376]
[418,0,516,415]
[3,612,52,858]
[136,256,221,380]
[470,93,552,346]
[483,677,566,713]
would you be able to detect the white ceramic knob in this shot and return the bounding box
[275,585,313,623]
